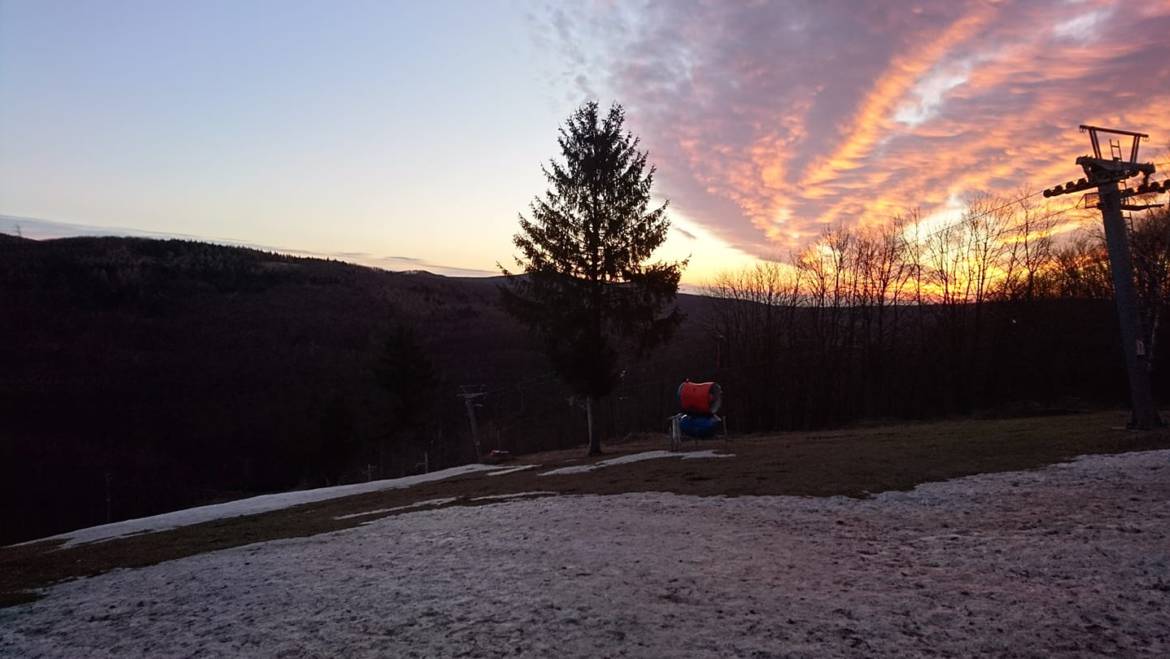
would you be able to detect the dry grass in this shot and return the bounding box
[3,410,1168,608]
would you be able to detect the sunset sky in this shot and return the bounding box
[3,0,1170,282]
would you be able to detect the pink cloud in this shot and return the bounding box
[539,0,1170,258]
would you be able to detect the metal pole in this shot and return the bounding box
[1047,126,1163,429]
[1098,180,1160,429]
[463,395,481,460]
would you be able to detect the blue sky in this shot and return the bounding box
[0,2,572,274]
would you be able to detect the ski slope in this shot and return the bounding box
[3,450,1168,656]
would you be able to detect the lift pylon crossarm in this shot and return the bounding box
[1044,177,1103,197]
[1079,124,1149,162]
[1044,171,1157,198]
[1079,125,1150,138]
[1128,179,1170,195]
[1076,156,1155,177]
[1042,168,1149,198]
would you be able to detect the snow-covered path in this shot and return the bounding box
[18,464,501,549]
[538,449,732,476]
[3,451,1169,657]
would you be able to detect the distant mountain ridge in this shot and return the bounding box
[0,233,528,543]
[0,233,709,544]
[0,216,499,277]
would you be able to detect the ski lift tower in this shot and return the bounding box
[1044,125,1163,429]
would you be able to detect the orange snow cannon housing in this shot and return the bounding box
[678,381,722,415]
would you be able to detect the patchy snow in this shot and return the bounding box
[486,465,538,477]
[540,449,733,476]
[3,450,1169,657]
[334,498,459,521]
[680,448,734,459]
[470,491,557,502]
[18,464,497,549]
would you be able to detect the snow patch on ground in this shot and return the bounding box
[486,465,538,477]
[539,449,732,476]
[681,448,734,459]
[3,451,1169,657]
[470,492,557,502]
[334,497,459,521]
[18,464,497,549]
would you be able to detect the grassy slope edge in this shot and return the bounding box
[3,411,1168,608]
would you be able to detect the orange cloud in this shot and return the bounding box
[798,6,994,190]
[548,0,1170,260]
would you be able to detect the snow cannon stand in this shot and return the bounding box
[670,381,726,451]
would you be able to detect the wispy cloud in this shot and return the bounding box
[1053,7,1115,41]
[537,0,1170,258]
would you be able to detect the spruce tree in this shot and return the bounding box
[501,101,684,455]
[373,321,439,474]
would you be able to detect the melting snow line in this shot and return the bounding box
[334,497,459,520]
[486,465,538,477]
[470,492,557,502]
[539,449,734,476]
[16,463,499,549]
[681,449,735,459]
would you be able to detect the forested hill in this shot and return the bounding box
[0,232,1148,545]
[0,234,714,544]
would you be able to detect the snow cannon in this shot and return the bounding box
[678,414,722,439]
[671,380,725,448]
[677,381,722,415]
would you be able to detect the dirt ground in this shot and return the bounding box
[3,410,1168,608]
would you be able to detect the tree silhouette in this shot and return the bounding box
[372,320,441,474]
[373,321,437,428]
[501,101,684,455]
[316,394,356,485]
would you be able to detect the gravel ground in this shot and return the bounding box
[2,450,1168,657]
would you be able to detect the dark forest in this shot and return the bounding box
[4,210,1169,543]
